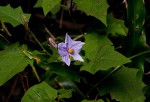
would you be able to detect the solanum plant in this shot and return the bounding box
[0,0,150,102]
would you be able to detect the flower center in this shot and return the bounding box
[68,49,74,54]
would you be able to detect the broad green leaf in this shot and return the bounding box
[0,43,33,86]
[58,88,73,99]
[0,5,30,27]
[107,13,128,36]
[73,0,108,25]
[81,33,130,74]
[81,99,104,102]
[34,0,61,15]
[99,67,145,102]
[21,81,57,102]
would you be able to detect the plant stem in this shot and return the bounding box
[87,66,121,96]
[129,50,150,59]
[22,15,51,55]
[31,65,41,82]
[73,34,84,41]
[28,30,46,51]
[6,76,19,102]
[45,27,55,40]
[1,21,12,36]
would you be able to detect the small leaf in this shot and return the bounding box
[48,47,59,62]
[81,33,130,74]
[21,81,57,102]
[34,0,61,15]
[0,43,33,86]
[58,88,73,99]
[99,67,145,102]
[107,13,128,36]
[0,5,30,26]
[73,0,108,25]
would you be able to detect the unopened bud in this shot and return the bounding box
[49,38,57,48]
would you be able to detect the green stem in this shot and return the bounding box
[27,30,51,56]
[74,86,86,99]
[129,50,150,59]
[22,16,51,55]
[87,66,121,95]
[6,76,19,102]
[28,30,45,52]
[31,65,41,82]
[1,21,12,36]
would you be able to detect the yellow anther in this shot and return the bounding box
[68,49,74,54]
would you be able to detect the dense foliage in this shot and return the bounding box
[0,0,150,102]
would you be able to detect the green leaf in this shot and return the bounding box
[107,13,128,36]
[21,81,57,102]
[99,67,145,102]
[34,0,61,15]
[0,5,30,26]
[0,43,33,86]
[73,0,108,25]
[48,47,59,62]
[81,33,130,74]
[58,88,73,99]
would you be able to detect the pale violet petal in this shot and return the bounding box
[70,41,84,53]
[65,33,73,48]
[70,53,84,62]
[58,43,68,56]
[62,54,71,66]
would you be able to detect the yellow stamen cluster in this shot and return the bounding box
[68,49,74,54]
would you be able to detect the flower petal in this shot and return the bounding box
[58,43,68,56]
[70,41,84,53]
[65,33,73,48]
[62,54,71,66]
[70,53,84,62]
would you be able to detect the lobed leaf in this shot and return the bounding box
[34,0,61,15]
[21,81,57,102]
[107,13,128,36]
[0,43,33,86]
[81,33,130,74]
[73,0,108,25]
[0,5,30,27]
[99,67,145,102]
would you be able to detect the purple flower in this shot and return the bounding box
[58,33,84,66]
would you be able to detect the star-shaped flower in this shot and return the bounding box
[58,33,84,66]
